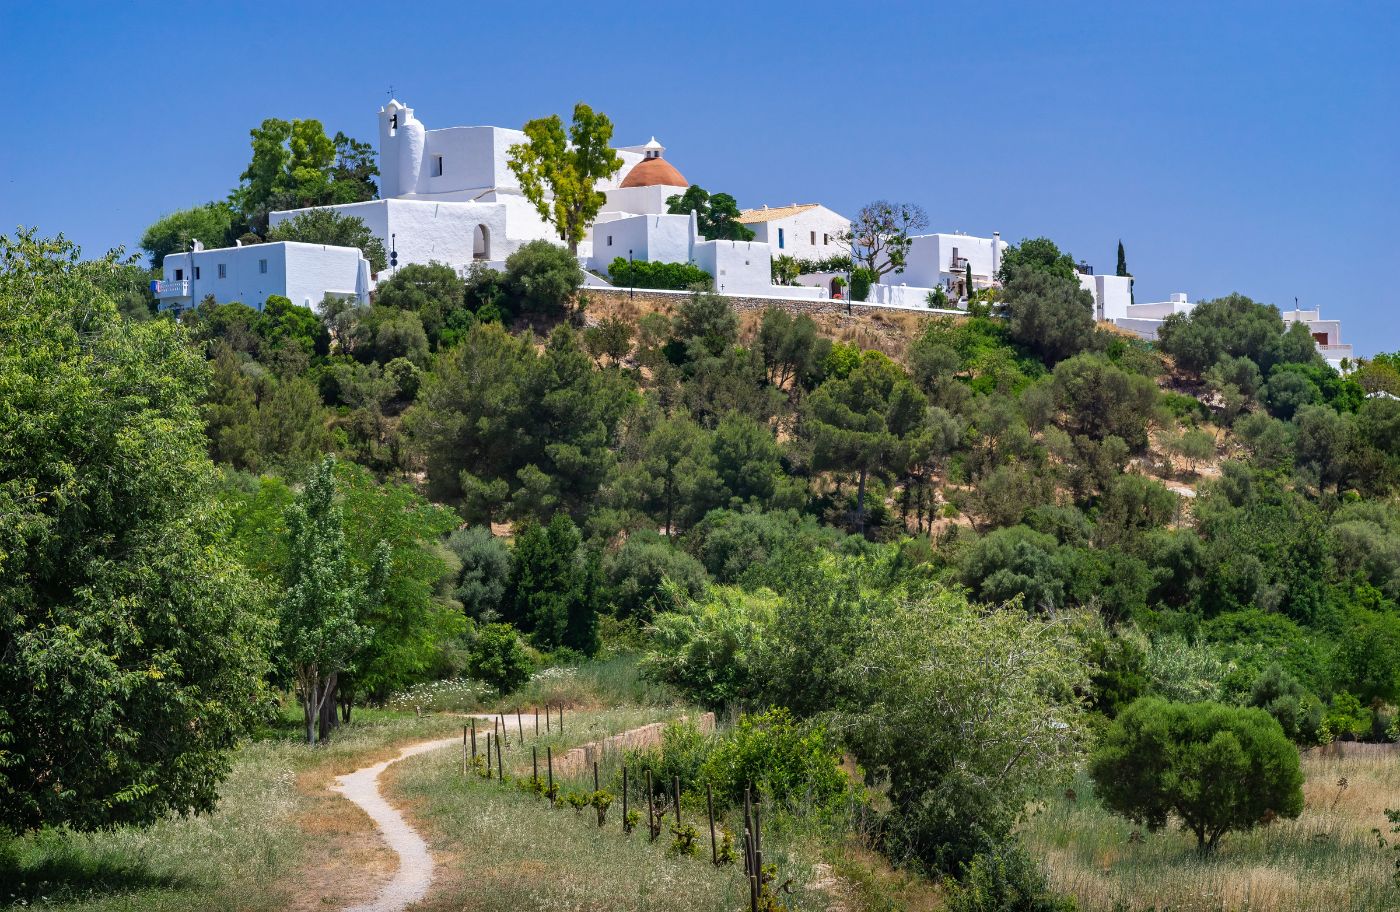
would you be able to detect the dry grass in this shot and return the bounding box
[1021,746,1400,912]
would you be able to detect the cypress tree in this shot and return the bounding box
[1116,240,1129,277]
[965,261,974,300]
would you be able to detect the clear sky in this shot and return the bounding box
[2,1,1396,353]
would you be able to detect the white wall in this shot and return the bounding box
[745,205,849,262]
[1077,272,1133,321]
[694,239,772,295]
[588,213,695,274]
[899,233,1007,288]
[603,183,678,216]
[157,242,369,312]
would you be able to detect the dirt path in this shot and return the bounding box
[328,714,528,912]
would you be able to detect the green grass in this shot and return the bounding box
[1020,748,1400,912]
[0,706,460,911]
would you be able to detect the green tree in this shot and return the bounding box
[468,623,533,694]
[665,185,756,240]
[0,230,272,831]
[266,208,387,272]
[508,103,624,254]
[602,531,709,621]
[507,513,599,653]
[609,410,720,538]
[805,351,930,532]
[279,456,379,744]
[372,261,464,345]
[1002,266,1098,366]
[1090,697,1304,852]
[445,526,513,622]
[503,239,583,317]
[1116,239,1130,278]
[1052,353,1159,449]
[232,119,376,233]
[140,202,235,266]
[674,288,739,357]
[996,237,1077,283]
[756,307,829,390]
[838,200,929,279]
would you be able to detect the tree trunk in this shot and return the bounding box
[319,671,338,742]
[855,467,868,534]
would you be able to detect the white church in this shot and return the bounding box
[151,98,1351,368]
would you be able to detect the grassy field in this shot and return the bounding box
[0,707,461,912]
[1021,745,1400,912]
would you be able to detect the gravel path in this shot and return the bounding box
[330,714,531,912]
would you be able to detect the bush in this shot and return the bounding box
[624,719,714,792]
[608,257,712,291]
[1249,663,1325,744]
[945,843,1076,912]
[850,267,875,302]
[603,532,709,621]
[467,623,533,694]
[445,526,512,622]
[504,240,582,318]
[701,708,849,811]
[1090,697,1304,852]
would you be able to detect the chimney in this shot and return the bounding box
[992,231,1001,278]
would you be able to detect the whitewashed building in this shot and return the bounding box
[737,204,850,262]
[153,240,371,313]
[896,232,1009,294]
[1076,270,1135,322]
[1281,308,1353,367]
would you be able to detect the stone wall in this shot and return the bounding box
[586,286,878,319]
[553,712,716,778]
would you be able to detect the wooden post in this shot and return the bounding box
[495,732,503,781]
[499,713,507,747]
[547,745,555,804]
[485,730,492,779]
[622,766,629,832]
[532,745,538,788]
[462,726,467,775]
[535,706,540,736]
[471,720,477,761]
[517,710,523,742]
[749,874,759,912]
[546,703,551,733]
[706,782,717,865]
[672,774,681,829]
[558,703,564,734]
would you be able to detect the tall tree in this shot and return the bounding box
[665,185,756,241]
[140,202,236,267]
[279,456,380,744]
[232,118,378,234]
[1116,239,1130,277]
[838,200,929,279]
[996,236,1078,283]
[0,230,271,831]
[508,103,623,255]
[266,208,387,272]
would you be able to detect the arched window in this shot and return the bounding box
[473,224,490,261]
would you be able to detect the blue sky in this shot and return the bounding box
[2,1,1396,353]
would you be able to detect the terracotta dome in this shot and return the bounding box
[620,156,688,188]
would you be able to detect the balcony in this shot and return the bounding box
[949,255,968,271]
[150,279,191,297]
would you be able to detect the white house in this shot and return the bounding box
[893,232,1009,294]
[588,210,823,298]
[1111,295,1353,369]
[1281,307,1353,367]
[270,100,694,275]
[1112,292,1194,338]
[737,204,849,263]
[1076,270,1135,321]
[153,240,371,313]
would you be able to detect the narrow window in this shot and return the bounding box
[824,233,829,245]
[810,231,816,245]
[607,235,613,246]
[174,268,184,280]
[259,258,268,274]
[217,263,227,279]
[390,113,398,132]
[431,155,443,177]
[778,228,785,249]
[194,266,201,280]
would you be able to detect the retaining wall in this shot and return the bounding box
[585,286,968,321]
[554,712,715,777]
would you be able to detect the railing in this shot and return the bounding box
[150,279,190,297]
[949,256,968,271]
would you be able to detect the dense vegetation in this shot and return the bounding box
[5,211,1399,908]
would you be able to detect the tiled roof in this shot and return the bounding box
[736,203,819,224]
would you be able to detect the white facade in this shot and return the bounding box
[589,211,821,298]
[738,204,849,262]
[895,232,1010,293]
[154,241,371,313]
[1281,308,1354,367]
[1076,271,1134,321]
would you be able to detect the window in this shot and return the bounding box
[607,235,613,246]
[778,228,785,249]
[390,113,398,131]
[810,231,816,245]
[259,258,268,274]
[431,155,443,177]
[174,268,184,281]
[823,233,829,245]
[217,263,227,279]
[194,266,201,280]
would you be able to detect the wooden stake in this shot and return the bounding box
[558,703,564,734]
[673,774,681,828]
[645,768,656,841]
[547,745,555,804]
[706,782,717,865]
[535,706,540,736]
[485,731,492,779]
[593,761,603,827]
[532,745,538,788]
[461,726,467,775]
[546,703,551,733]
[471,720,477,761]
[622,765,629,832]
[749,873,759,912]
[495,732,503,781]
[517,710,523,741]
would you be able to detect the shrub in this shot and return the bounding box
[1249,663,1325,744]
[624,720,714,792]
[701,708,849,811]
[849,267,875,302]
[603,531,709,620]
[467,623,533,694]
[608,257,712,291]
[504,240,582,317]
[945,843,1076,912]
[1090,697,1304,852]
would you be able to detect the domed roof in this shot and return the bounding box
[620,156,688,189]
